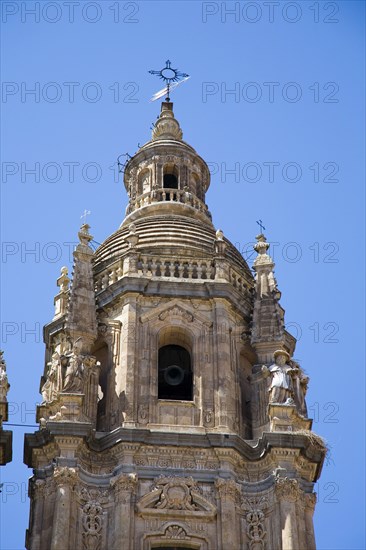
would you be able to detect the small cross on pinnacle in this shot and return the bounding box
[256,219,266,234]
[81,210,91,225]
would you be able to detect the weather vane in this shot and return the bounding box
[149,59,190,102]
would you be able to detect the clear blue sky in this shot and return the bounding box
[1,1,365,548]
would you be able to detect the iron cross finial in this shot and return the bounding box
[256,219,266,234]
[81,209,91,225]
[149,60,189,102]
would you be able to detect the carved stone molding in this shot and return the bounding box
[153,477,198,511]
[165,524,188,540]
[275,477,302,503]
[110,472,138,494]
[138,476,216,518]
[77,486,110,504]
[215,478,241,502]
[158,305,194,323]
[53,466,78,487]
[82,500,103,550]
[246,510,267,550]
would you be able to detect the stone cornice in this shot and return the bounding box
[95,276,253,320]
[24,427,325,481]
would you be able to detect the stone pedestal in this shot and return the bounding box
[268,403,312,433]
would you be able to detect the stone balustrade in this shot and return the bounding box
[137,256,215,280]
[93,255,254,294]
[229,267,249,294]
[126,187,210,217]
[94,258,124,292]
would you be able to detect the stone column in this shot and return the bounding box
[275,477,302,550]
[27,479,46,550]
[118,296,138,425]
[304,493,317,550]
[213,300,236,430]
[215,479,240,550]
[50,467,77,550]
[110,473,138,550]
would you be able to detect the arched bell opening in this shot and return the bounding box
[163,164,179,200]
[158,344,193,401]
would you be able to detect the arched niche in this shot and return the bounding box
[138,168,151,195]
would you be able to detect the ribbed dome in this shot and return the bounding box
[93,214,252,280]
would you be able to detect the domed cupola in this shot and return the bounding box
[122,101,212,226]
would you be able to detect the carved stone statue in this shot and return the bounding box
[290,359,309,417]
[262,350,298,405]
[0,351,10,401]
[62,338,85,393]
[41,352,61,403]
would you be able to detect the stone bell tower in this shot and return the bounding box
[24,100,326,549]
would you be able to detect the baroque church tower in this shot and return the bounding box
[24,99,326,550]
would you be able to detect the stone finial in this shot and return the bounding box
[152,102,183,141]
[125,223,139,248]
[252,233,279,297]
[253,234,272,267]
[57,267,70,292]
[54,267,70,318]
[250,232,287,361]
[65,224,97,353]
[77,223,94,251]
[0,351,10,402]
[215,229,224,241]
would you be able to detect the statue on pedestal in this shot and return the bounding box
[62,338,85,393]
[262,350,298,405]
[41,352,61,403]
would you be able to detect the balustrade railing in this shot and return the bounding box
[126,188,209,216]
[94,258,124,292]
[138,256,215,280]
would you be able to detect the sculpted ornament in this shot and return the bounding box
[138,476,216,516]
[82,500,103,550]
[110,473,138,494]
[275,477,302,502]
[262,350,310,417]
[61,338,98,393]
[203,409,214,427]
[41,352,61,403]
[0,351,10,401]
[215,478,241,502]
[158,305,194,323]
[154,478,197,511]
[53,466,78,487]
[262,350,297,405]
[290,359,309,416]
[246,510,267,550]
[138,404,149,424]
[165,524,188,539]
